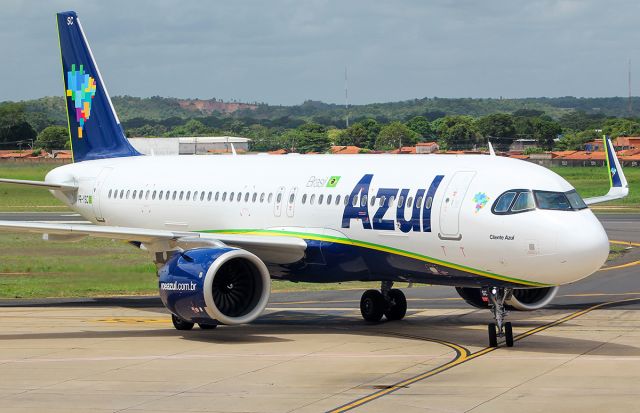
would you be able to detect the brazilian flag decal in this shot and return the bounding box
[326,176,341,187]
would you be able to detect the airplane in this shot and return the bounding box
[0,11,629,347]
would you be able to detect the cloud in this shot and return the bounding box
[1,0,639,104]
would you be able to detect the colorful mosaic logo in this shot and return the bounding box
[473,192,490,213]
[66,64,96,139]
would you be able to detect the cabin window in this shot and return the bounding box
[172,191,177,200]
[132,190,138,199]
[425,196,433,209]
[252,192,257,203]
[260,193,265,203]
[335,194,341,205]
[351,195,358,207]
[370,196,376,207]
[119,190,124,199]
[126,190,130,199]
[108,189,112,199]
[361,194,367,207]
[215,191,220,201]
[415,196,422,208]
[344,195,350,205]
[237,192,242,202]
[193,191,198,201]
[268,193,273,203]
[389,195,395,206]
[165,191,170,200]
[153,190,157,200]
[179,191,184,201]
[318,194,324,204]
[244,192,250,202]
[276,193,282,203]
[187,191,192,201]
[310,194,316,205]
[139,190,143,200]
[398,195,405,207]
[327,194,332,205]
[289,193,295,203]
[159,190,164,200]
[229,192,234,202]
[222,192,227,201]
[407,197,413,208]
[379,196,386,207]
[302,194,307,204]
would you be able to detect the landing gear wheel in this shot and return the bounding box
[384,289,407,321]
[172,314,194,331]
[504,322,514,347]
[360,289,385,322]
[488,323,498,347]
[198,323,217,330]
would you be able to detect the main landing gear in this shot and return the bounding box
[360,281,407,322]
[486,287,514,347]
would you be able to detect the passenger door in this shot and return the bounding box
[92,167,113,222]
[438,171,476,240]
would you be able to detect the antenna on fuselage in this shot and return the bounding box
[488,140,496,157]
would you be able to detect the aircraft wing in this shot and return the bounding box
[584,136,629,206]
[0,221,307,264]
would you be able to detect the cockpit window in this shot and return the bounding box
[534,191,572,211]
[511,191,535,212]
[565,190,588,210]
[493,192,517,213]
[492,189,533,214]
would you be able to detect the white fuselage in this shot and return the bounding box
[45,154,610,287]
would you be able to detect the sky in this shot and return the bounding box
[2,0,640,105]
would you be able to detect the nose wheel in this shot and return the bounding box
[486,287,514,347]
[360,282,407,322]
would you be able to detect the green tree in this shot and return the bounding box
[0,103,37,148]
[359,118,382,149]
[294,123,330,153]
[405,116,434,140]
[602,118,640,138]
[433,115,480,150]
[554,130,599,150]
[337,123,369,147]
[531,118,562,150]
[35,126,69,151]
[375,122,419,150]
[166,119,212,137]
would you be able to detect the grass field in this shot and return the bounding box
[0,161,636,298]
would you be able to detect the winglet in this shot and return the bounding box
[488,140,496,157]
[584,135,629,205]
[604,135,628,190]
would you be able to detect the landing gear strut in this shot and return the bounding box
[360,281,407,322]
[486,287,514,347]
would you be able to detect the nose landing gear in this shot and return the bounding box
[486,287,514,347]
[360,281,407,322]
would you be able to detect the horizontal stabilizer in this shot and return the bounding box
[0,178,77,192]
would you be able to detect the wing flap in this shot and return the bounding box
[0,221,306,264]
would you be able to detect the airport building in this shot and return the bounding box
[128,136,251,156]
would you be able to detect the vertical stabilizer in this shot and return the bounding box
[57,11,140,162]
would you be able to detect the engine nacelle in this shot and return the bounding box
[455,286,558,311]
[159,247,271,325]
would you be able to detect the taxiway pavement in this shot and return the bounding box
[0,212,638,412]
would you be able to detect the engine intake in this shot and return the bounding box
[455,286,558,311]
[159,247,271,325]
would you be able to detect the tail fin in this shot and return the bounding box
[57,11,140,162]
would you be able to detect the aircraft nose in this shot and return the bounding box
[557,211,609,283]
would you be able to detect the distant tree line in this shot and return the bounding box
[3,97,640,154]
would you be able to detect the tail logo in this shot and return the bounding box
[66,64,96,138]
